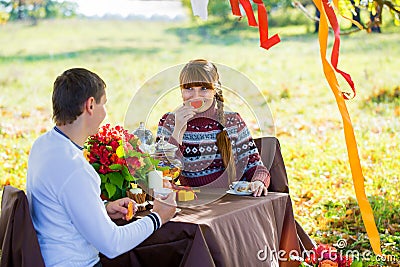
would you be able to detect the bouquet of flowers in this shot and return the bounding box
[84,124,159,201]
[299,244,353,267]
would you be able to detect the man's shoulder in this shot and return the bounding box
[32,129,52,144]
[30,129,90,171]
[30,129,67,155]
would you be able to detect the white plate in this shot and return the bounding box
[135,201,148,208]
[150,208,181,213]
[226,189,253,196]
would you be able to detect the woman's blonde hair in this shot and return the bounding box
[180,59,236,183]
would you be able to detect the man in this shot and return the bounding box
[26,68,176,267]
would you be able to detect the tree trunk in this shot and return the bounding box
[17,0,24,20]
[369,1,382,33]
[314,5,320,33]
[350,0,362,28]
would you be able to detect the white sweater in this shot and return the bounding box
[27,128,159,267]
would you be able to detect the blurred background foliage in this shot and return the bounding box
[0,0,77,24]
[180,0,400,33]
[1,0,399,32]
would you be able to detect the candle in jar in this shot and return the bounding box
[129,187,143,194]
[148,170,163,190]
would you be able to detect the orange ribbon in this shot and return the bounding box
[313,0,382,255]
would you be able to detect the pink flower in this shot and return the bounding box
[306,244,353,267]
[126,157,141,170]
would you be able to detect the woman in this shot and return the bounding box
[157,59,269,196]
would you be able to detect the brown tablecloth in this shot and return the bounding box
[101,192,301,267]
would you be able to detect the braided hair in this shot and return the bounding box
[179,59,236,183]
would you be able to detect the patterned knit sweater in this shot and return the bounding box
[157,105,270,188]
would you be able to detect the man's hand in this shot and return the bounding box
[152,192,177,225]
[105,197,137,220]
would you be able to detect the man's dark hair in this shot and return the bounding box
[52,68,106,125]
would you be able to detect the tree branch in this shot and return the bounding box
[382,0,400,14]
[292,1,320,22]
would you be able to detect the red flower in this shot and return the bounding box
[110,153,119,164]
[84,124,158,201]
[305,253,317,265]
[306,244,353,267]
[98,165,109,174]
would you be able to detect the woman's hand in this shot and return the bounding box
[105,197,137,220]
[250,180,268,197]
[172,105,196,144]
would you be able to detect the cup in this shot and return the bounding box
[230,181,251,193]
[153,187,173,198]
[163,176,172,188]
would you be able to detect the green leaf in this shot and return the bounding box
[109,164,122,170]
[157,165,171,171]
[126,150,142,158]
[108,172,124,189]
[121,165,132,178]
[143,157,152,166]
[92,163,101,171]
[149,157,160,167]
[105,183,116,199]
[115,188,123,199]
[99,173,107,183]
[350,261,363,267]
[125,175,136,182]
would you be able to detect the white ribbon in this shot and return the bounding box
[190,0,209,20]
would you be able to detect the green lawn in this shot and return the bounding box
[0,18,399,265]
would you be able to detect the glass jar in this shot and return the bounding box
[151,136,182,182]
[132,122,154,145]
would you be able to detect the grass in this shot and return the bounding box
[0,17,399,265]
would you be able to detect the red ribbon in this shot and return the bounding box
[229,0,241,17]
[238,0,257,26]
[253,0,281,50]
[321,0,356,99]
[229,0,280,51]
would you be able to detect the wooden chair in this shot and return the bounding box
[0,186,45,267]
[253,137,316,251]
